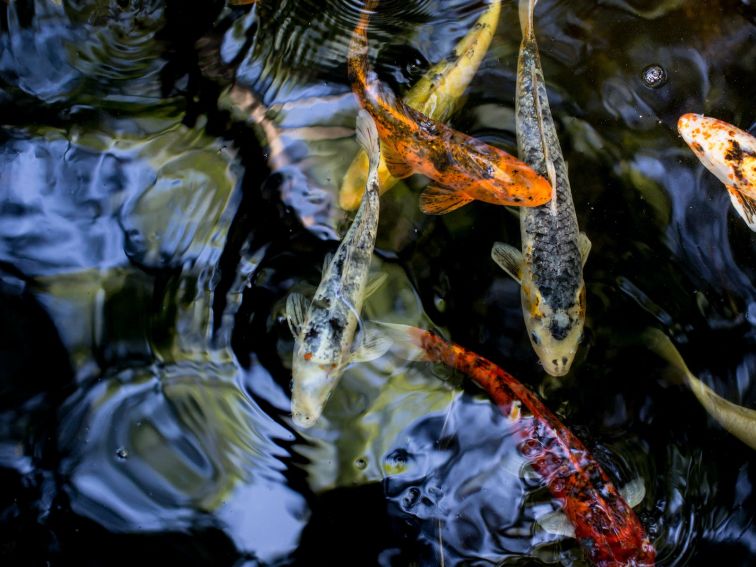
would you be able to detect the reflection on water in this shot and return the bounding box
[1,0,755,565]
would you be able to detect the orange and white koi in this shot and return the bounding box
[381,323,656,567]
[339,0,502,210]
[677,113,756,231]
[347,0,552,215]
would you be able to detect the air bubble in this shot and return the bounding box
[115,447,129,460]
[641,64,667,88]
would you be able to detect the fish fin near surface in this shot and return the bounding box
[355,109,381,171]
[537,509,575,538]
[364,272,388,299]
[491,242,523,284]
[620,477,646,508]
[725,185,756,232]
[351,323,393,363]
[578,232,591,266]
[419,184,474,215]
[285,292,309,336]
[382,143,414,179]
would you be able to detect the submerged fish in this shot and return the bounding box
[339,0,502,210]
[381,323,656,567]
[347,0,552,215]
[285,111,390,427]
[646,328,756,450]
[491,0,590,377]
[677,113,756,231]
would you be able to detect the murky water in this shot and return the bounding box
[1,0,755,565]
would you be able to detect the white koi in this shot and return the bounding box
[285,111,389,427]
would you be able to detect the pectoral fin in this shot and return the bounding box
[382,144,413,179]
[578,232,592,266]
[321,252,335,274]
[350,324,392,363]
[620,477,646,508]
[364,272,387,299]
[537,509,575,538]
[726,185,756,231]
[491,242,523,284]
[419,184,474,215]
[285,292,309,336]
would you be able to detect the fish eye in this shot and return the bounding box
[530,332,541,345]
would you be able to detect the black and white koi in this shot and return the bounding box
[491,0,590,377]
[285,111,389,428]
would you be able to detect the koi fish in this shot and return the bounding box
[347,0,552,215]
[285,111,390,427]
[339,0,502,210]
[491,0,590,377]
[381,323,656,567]
[677,113,756,231]
[645,328,756,450]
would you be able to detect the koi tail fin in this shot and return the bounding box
[355,110,381,175]
[373,322,432,362]
[644,328,756,450]
[519,0,538,38]
[348,0,381,100]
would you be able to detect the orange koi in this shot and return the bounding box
[347,0,553,215]
[383,324,656,567]
[677,113,756,231]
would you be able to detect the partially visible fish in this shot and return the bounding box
[380,323,656,567]
[646,328,756,450]
[285,111,390,427]
[491,0,590,377]
[339,0,502,210]
[348,0,552,215]
[677,113,756,231]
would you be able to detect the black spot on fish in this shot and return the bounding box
[549,316,571,341]
[328,317,344,343]
[431,148,453,172]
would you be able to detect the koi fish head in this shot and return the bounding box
[291,352,342,428]
[522,283,585,377]
[677,113,756,195]
[474,149,554,207]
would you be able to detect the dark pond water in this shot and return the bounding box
[1,0,755,565]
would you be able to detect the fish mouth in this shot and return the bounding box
[291,360,341,428]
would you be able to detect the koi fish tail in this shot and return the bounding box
[355,110,381,175]
[519,0,538,38]
[373,322,432,363]
[348,0,381,110]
